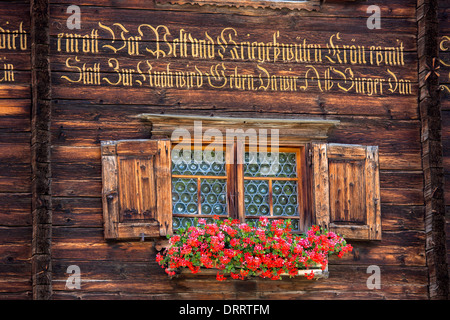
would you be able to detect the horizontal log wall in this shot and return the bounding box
[439,0,450,299]
[48,0,430,299]
[0,1,32,300]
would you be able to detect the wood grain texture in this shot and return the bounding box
[314,143,382,240]
[0,0,32,300]
[155,0,320,11]
[439,1,450,300]
[0,0,438,300]
[101,139,172,239]
[420,0,449,300]
[30,0,53,299]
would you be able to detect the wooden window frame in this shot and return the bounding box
[137,113,339,236]
[171,142,235,222]
[236,143,309,232]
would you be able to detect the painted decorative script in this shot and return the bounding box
[0,21,27,83]
[55,22,413,96]
[440,36,450,94]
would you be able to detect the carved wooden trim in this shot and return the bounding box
[156,0,321,11]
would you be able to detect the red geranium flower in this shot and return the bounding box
[157,216,352,281]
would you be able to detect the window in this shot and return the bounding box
[171,146,230,229]
[170,144,306,232]
[101,115,381,241]
[242,147,303,230]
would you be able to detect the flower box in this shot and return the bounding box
[157,216,351,281]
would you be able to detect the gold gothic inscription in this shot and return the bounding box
[0,21,27,83]
[440,36,450,94]
[57,22,413,96]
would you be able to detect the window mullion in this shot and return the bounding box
[226,141,237,220]
[268,179,273,217]
[235,139,245,222]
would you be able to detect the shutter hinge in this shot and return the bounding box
[308,148,313,165]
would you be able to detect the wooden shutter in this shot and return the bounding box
[312,143,381,240]
[101,139,172,240]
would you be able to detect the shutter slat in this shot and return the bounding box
[366,146,382,240]
[101,142,119,239]
[312,143,330,231]
[155,140,172,237]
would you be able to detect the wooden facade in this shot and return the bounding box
[0,0,449,300]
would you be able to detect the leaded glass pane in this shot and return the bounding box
[245,218,300,232]
[200,179,227,215]
[172,148,227,231]
[244,180,270,216]
[172,149,225,176]
[172,178,198,215]
[272,180,298,216]
[172,216,196,230]
[244,152,297,178]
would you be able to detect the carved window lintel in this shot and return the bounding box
[137,113,339,145]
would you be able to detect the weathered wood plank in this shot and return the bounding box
[51,85,419,119]
[381,205,424,231]
[51,227,426,266]
[49,259,427,299]
[51,0,417,19]
[51,129,151,146]
[50,118,421,156]
[52,179,101,197]
[49,6,418,49]
[0,163,31,193]
[0,194,32,226]
[49,49,418,81]
[0,241,32,262]
[51,73,417,102]
[0,142,31,163]
[50,144,422,171]
[0,52,31,71]
[0,99,31,131]
[52,197,103,227]
[50,266,427,296]
[0,84,31,99]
